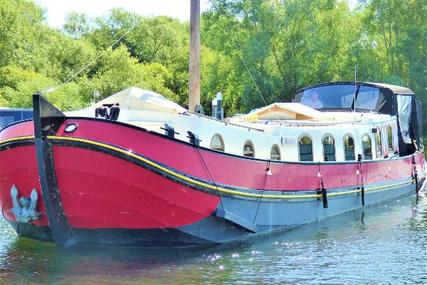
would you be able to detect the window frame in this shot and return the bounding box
[374,127,383,158]
[386,125,393,153]
[210,133,225,152]
[361,133,373,160]
[270,144,281,161]
[343,134,355,161]
[243,140,255,158]
[298,134,313,162]
[322,134,336,162]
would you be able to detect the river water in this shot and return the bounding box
[0,194,426,284]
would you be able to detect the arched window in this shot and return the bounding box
[243,140,255,157]
[343,135,355,161]
[387,125,393,152]
[210,134,225,152]
[323,135,336,161]
[362,134,372,160]
[374,128,382,158]
[299,136,313,161]
[270,144,281,160]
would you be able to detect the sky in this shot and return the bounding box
[35,0,211,28]
[35,0,359,29]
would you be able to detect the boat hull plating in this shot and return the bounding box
[0,119,425,246]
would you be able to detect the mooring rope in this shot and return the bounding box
[195,147,225,209]
[252,160,271,224]
[358,157,365,206]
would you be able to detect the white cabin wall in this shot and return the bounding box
[119,109,398,163]
[335,134,345,161]
[279,132,298,161]
[169,115,280,159]
[312,129,326,162]
[352,126,363,160]
[277,116,396,162]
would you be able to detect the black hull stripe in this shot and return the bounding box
[0,136,416,200]
[8,221,212,247]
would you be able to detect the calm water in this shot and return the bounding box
[1,194,426,284]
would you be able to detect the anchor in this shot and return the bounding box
[10,185,41,223]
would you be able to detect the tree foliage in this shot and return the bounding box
[0,0,425,124]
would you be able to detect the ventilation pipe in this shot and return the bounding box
[211,92,224,120]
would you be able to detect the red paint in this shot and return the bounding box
[57,119,214,181]
[0,146,48,226]
[57,118,423,191]
[0,121,34,141]
[0,119,424,230]
[0,141,220,229]
[53,146,220,229]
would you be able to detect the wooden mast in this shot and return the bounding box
[189,0,200,112]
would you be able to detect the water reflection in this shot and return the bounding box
[0,195,426,284]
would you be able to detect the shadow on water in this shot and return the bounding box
[0,194,427,284]
[0,236,223,284]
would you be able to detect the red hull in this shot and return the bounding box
[0,143,220,229]
[54,146,220,229]
[0,118,425,244]
[2,119,424,193]
[55,118,423,190]
[0,145,47,226]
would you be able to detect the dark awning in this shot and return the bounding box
[295,81,422,155]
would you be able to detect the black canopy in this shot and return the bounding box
[295,82,423,155]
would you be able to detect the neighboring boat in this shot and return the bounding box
[0,82,426,247]
[0,107,33,129]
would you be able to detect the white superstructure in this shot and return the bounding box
[67,86,400,163]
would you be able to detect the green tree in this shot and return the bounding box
[204,0,363,112]
[0,66,52,107]
[0,0,425,126]
[362,0,427,135]
[0,65,85,110]
[68,8,190,104]
[77,46,177,102]
[63,12,93,39]
[0,0,46,70]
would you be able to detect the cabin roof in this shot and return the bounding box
[364,82,414,94]
[95,87,187,114]
[236,103,324,121]
[298,81,414,95]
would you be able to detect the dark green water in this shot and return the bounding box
[1,194,426,284]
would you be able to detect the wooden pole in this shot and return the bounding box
[189,0,200,112]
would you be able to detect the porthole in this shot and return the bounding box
[270,144,281,160]
[210,134,225,152]
[387,125,393,152]
[343,135,355,161]
[374,128,383,158]
[362,134,372,160]
[243,140,255,157]
[64,123,78,133]
[299,135,313,161]
[322,135,336,161]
